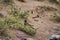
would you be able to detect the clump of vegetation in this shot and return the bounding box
[21,24,36,36]
[18,0,25,2]
[1,0,14,5]
[48,0,59,4]
[10,8,36,36]
[0,7,36,37]
[20,12,29,19]
[10,8,20,17]
[0,18,16,39]
[10,8,29,19]
[53,13,60,22]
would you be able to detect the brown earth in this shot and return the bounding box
[0,0,60,40]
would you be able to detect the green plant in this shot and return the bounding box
[10,8,29,19]
[0,7,36,37]
[24,24,36,36]
[10,8,20,17]
[10,8,36,36]
[0,19,8,36]
[20,12,29,19]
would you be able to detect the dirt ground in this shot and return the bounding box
[0,0,60,40]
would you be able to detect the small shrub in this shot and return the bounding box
[25,25,36,36]
[10,8,20,17]
[0,19,8,36]
[53,13,60,22]
[10,8,29,19]
[10,8,36,36]
[20,11,29,19]
[19,24,36,36]
[0,7,36,37]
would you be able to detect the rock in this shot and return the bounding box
[50,34,60,40]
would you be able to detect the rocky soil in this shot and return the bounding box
[0,0,60,40]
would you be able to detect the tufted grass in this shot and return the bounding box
[0,7,36,39]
